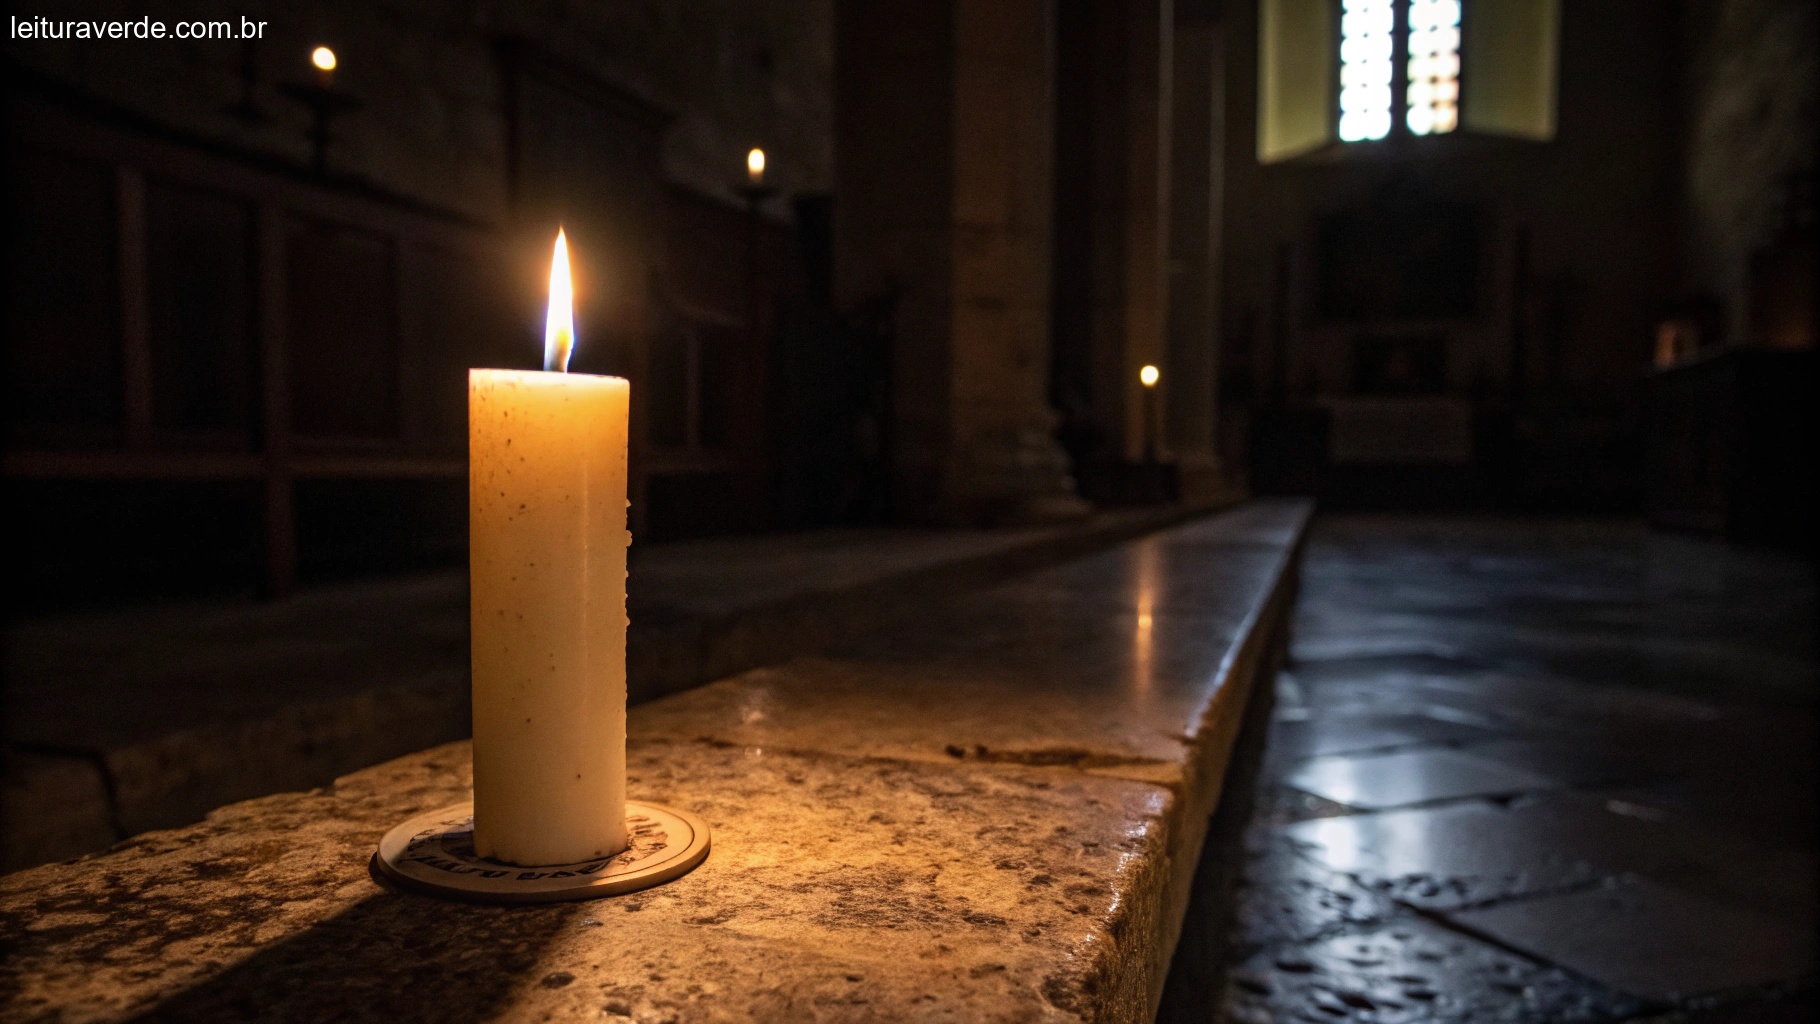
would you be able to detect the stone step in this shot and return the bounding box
[0,499,1313,1024]
[2,501,1229,873]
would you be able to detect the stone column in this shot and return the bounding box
[835,0,1088,524]
[1120,0,1174,466]
[1165,0,1235,499]
[1070,0,1172,483]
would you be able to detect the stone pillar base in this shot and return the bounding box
[949,422,1093,526]
[1175,456,1246,504]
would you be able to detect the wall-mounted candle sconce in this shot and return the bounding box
[280,45,362,175]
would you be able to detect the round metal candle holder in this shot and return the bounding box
[374,800,710,903]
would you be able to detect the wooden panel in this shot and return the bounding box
[644,471,740,541]
[119,170,151,445]
[3,449,263,479]
[146,180,257,441]
[658,188,760,456]
[6,479,266,608]
[4,98,513,601]
[696,319,737,450]
[285,218,399,439]
[661,186,750,321]
[294,478,466,581]
[648,315,692,448]
[657,185,778,529]
[4,149,121,442]
[2,449,460,480]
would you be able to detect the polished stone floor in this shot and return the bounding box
[1220,515,1816,1023]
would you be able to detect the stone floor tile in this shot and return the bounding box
[1287,653,1493,684]
[1605,775,1819,853]
[1285,801,1603,909]
[1448,877,1817,1002]
[1655,989,1820,1023]
[1407,702,1509,730]
[1287,794,1815,914]
[1542,786,1818,927]
[1268,720,1430,762]
[1286,640,1487,673]
[1284,748,1560,810]
[1229,837,1401,950]
[1287,673,1525,730]
[1304,672,1724,742]
[1255,784,1359,828]
[1464,736,1666,788]
[1222,915,1640,1023]
[1222,513,1816,1020]
[1267,713,1500,764]
[1597,713,1820,850]
[1634,832,1818,928]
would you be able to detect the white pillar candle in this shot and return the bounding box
[468,231,630,866]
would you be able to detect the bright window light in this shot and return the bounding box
[1407,0,1461,134]
[1338,0,1395,142]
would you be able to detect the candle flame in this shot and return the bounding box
[747,147,766,185]
[545,229,574,373]
[1139,364,1159,387]
[311,46,337,72]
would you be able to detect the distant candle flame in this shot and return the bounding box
[545,229,574,373]
[747,147,766,185]
[311,46,337,72]
[1139,364,1159,387]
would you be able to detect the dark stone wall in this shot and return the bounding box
[5,0,833,221]
[1680,0,1818,345]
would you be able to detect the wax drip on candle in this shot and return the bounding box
[545,228,575,373]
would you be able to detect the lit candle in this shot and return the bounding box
[747,147,766,186]
[1139,365,1160,463]
[468,229,631,866]
[311,46,337,88]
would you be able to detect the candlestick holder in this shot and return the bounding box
[374,800,710,904]
[278,80,362,175]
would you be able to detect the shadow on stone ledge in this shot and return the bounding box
[127,892,580,1024]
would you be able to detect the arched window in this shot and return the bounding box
[1260,0,1557,162]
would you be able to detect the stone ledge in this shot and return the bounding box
[3,502,1222,873]
[0,499,1311,1024]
